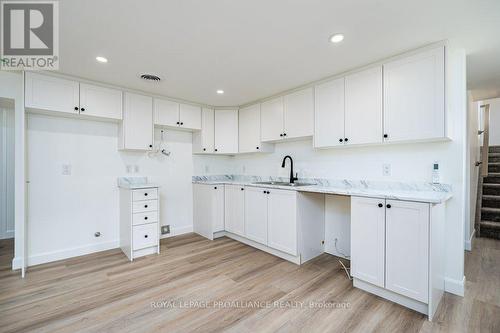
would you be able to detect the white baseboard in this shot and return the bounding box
[160,225,193,239]
[465,229,475,251]
[12,240,119,270]
[444,276,465,296]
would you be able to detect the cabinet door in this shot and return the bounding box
[224,185,245,236]
[239,104,261,153]
[383,46,445,142]
[267,189,297,255]
[154,99,179,127]
[193,108,214,153]
[79,83,122,120]
[212,186,225,233]
[385,200,429,303]
[314,78,345,148]
[261,97,284,142]
[25,72,79,114]
[214,109,238,154]
[244,186,268,245]
[180,104,202,130]
[351,196,386,288]
[345,67,383,145]
[122,93,153,150]
[193,184,214,240]
[284,87,314,139]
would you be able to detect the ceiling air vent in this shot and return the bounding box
[140,74,161,82]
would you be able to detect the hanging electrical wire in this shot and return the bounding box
[148,130,171,158]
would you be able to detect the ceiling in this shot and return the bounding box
[58,0,500,106]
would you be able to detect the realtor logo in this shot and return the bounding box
[1,1,59,70]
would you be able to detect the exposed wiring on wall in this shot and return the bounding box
[335,238,352,280]
[148,130,171,158]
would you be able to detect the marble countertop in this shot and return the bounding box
[192,175,452,204]
[117,177,159,189]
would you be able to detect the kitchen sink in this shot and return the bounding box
[252,181,315,187]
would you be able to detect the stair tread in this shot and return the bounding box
[481,207,500,212]
[480,220,500,229]
[482,195,500,200]
[485,173,500,176]
[483,183,500,187]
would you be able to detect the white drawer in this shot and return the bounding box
[132,200,158,213]
[132,188,158,201]
[133,211,159,225]
[133,223,158,250]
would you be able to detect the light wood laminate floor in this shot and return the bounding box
[0,234,499,332]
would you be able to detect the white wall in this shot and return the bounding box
[25,114,194,266]
[0,104,15,239]
[482,97,500,146]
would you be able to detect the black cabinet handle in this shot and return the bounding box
[74,106,79,111]
[203,148,206,151]
[344,138,348,142]
[144,216,148,220]
[144,235,148,238]
[280,133,283,137]
[144,205,148,208]
[80,107,85,112]
[144,193,148,196]
[241,188,244,191]
[149,144,153,148]
[283,133,287,136]
[214,186,217,190]
[378,203,383,208]
[386,204,391,209]
[180,122,184,125]
[263,190,266,194]
[176,121,180,125]
[267,191,270,194]
[383,134,388,138]
[214,148,218,152]
[256,146,259,150]
[339,138,343,143]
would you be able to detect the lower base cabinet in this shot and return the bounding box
[351,196,444,319]
[224,185,245,236]
[193,184,224,240]
[244,186,268,244]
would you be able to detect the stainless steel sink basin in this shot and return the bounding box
[252,181,314,187]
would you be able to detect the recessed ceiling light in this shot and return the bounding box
[216,90,224,94]
[329,34,344,43]
[96,56,108,63]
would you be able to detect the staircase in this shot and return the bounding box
[480,146,500,239]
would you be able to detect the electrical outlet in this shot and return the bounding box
[62,164,72,175]
[126,165,133,173]
[134,165,139,173]
[383,163,391,176]
[161,225,170,235]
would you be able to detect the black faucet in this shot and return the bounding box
[281,155,298,184]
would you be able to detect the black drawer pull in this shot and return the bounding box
[386,204,392,209]
[144,205,148,208]
[144,216,148,220]
[144,193,148,196]
[144,235,148,238]
[378,203,383,208]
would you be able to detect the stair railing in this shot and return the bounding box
[480,104,490,177]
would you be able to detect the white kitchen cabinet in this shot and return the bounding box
[383,46,445,142]
[314,78,345,148]
[193,184,224,240]
[214,109,238,154]
[239,104,274,153]
[344,67,383,145]
[119,92,153,151]
[193,108,215,153]
[25,72,80,115]
[224,185,245,236]
[284,87,314,139]
[154,99,179,127]
[154,99,201,131]
[261,97,284,142]
[119,185,160,261]
[179,104,202,130]
[267,189,297,255]
[79,83,122,120]
[350,196,386,288]
[244,186,268,244]
[385,200,429,303]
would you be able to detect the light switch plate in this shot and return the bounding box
[62,164,72,175]
[161,225,170,235]
[383,163,391,176]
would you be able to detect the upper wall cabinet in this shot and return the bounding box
[154,99,201,131]
[344,67,383,145]
[314,78,345,148]
[25,72,80,115]
[25,72,123,120]
[239,104,274,153]
[79,83,122,120]
[119,93,153,151]
[193,107,215,154]
[383,46,445,142]
[261,87,314,142]
[214,109,238,154]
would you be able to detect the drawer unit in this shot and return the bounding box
[132,200,158,213]
[133,223,159,250]
[119,184,160,260]
[132,188,158,201]
[132,211,159,225]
